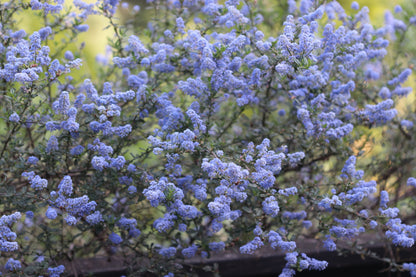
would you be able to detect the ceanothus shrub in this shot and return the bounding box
[1,0,416,276]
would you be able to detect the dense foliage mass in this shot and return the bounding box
[2,0,416,276]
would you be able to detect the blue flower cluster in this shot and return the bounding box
[46,175,103,226]
[21,171,48,190]
[0,213,21,253]
[48,265,65,277]
[1,0,416,276]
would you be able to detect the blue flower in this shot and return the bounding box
[209,241,225,252]
[70,145,84,156]
[91,156,109,171]
[401,120,413,130]
[5,258,21,272]
[75,24,89,32]
[240,237,264,254]
[153,213,176,233]
[86,211,103,225]
[64,50,74,60]
[9,112,20,123]
[323,236,336,251]
[262,196,280,217]
[182,244,198,258]
[46,207,58,220]
[27,156,39,165]
[22,171,48,190]
[58,176,73,196]
[159,247,177,258]
[109,232,123,244]
[351,1,359,10]
[380,190,389,209]
[48,265,65,277]
[46,135,59,153]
